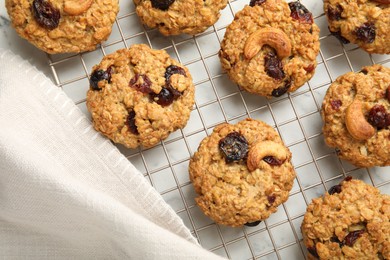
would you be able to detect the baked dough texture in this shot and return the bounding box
[86,44,195,149]
[321,64,390,168]
[134,0,228,35]
[6,0,119,53]
[219,0,320,98]
[301,177,390,259]
[189,118,296,227]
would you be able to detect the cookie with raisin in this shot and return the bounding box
[301,177,390,259]
[219,0,320,98]
[321,64,390,167]
[189,118,296,227]
[324,0,390,54]
[86,44,195,148]
[5,0,119,53]
[133,0,228,36]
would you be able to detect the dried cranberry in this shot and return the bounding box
[267,195,276,204]
[330,29,350,44]
[249,0,266,6]
[151,0,175,11]
[165,65,186,81]
[330,236,344,247]
[331,100,342,110]
[130,74,153,94]
[264,52,285,80]
[219,132,249,163]
[328,184,342,195]
[263,156,284,166]
[354,22,376,43]
[304,64,315,73]
[307,246,319,258]
[386,86,390,102]
[344,230,364,247]
[288,1,313,24]
[32,0,60,30]
[244,220,262,227]
[150,85,181,106]
[271,80,291,97]
[90,67,112,91]
[126,110,138,134]
[327,5,343,21]
[367,104,389,129]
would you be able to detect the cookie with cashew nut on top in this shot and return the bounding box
[133,0,228,36]
[324,0,390,54]
[301,177,390,260]
[5,0,119,53]
[189,118,296,227]
[219,0,320,98]
[321,64,390,167]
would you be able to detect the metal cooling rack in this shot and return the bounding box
[46,0,390,259]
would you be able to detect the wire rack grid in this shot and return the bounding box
[46,0,390,259]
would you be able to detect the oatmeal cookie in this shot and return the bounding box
[189,118,296,227]
[301,177,390,260]
[133,0,228,36]
[324,0,390,54]
[86,44,195,149]
[219,0,320,98]
[6,0,118,54]
[321,64,390,167]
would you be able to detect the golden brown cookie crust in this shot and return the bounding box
[189,118,296,227]
[301,178,390,260]
[134,0,228,36]
[219,0,320,98]
[324,0,390,54]
[86,44,195,149]
[5,0,118,54]
[321,65,390,168]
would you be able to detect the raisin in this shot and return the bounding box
[244,220,262,227]
[386,86,390,102]
[331,100,342,110]
[267,195,276,204]
[328,184,342,195]
[288,1,313,24]
[264,52,285,80]
[90,67,112,91]
[367,104,389,129]
[249,0,266,6]
[151,0,175,11]
[150,85,181,106]
[354,22,376,43]
[361,69,368,75]
[304,64,315,73]
[165,65,186,81]
[271,80,291,97]
[327,5,343,21]
[344,230,364,247]
[330,236,344,247]
[307,246,319,258]
[344,176,352,181]
[263,156,284,166]
[330,29,350,44]
[126,110,138,134]
[219,132,249,163]
[32,0,60,30]
[130,74,153,94]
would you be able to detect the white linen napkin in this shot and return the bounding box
[0,48,224,259]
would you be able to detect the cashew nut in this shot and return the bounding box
[247,140,290,172]
[244,27,292,60]
[64,0,93,15]
[345,100,375,141]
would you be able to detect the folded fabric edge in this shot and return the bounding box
[0,48,198,244]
